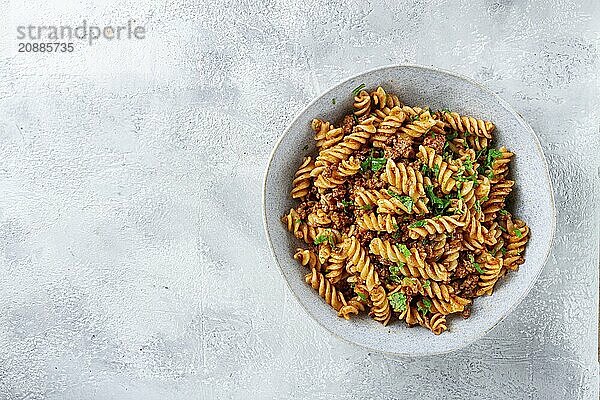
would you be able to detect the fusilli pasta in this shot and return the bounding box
[281,85,530,333]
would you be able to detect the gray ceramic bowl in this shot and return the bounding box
[262,65,556,355]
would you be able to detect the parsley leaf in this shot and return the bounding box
[421,164,429,174]
[396,244,412,258]
[499,209,509,216]
[389,263,404,283]
[409,220,428,228]
[473,262,485,274]
[513,228,523,238]
[360,204,373,211]
[474,199,482,213]
[352,83,366,96]
[340,199,353,208]
[387,190,414,212]
[388,292,407,312]
[360,155,387,172]
[423,280,431,289]
[425,185,450,215]
[357,292,368,302]
[500,247,507,255]
[314,232,334,246]
[418,298,432,315]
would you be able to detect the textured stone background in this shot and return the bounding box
[0,0,599,399]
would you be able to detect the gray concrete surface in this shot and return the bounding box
[0,0,598,399]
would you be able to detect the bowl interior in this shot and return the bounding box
[263,65,555,355]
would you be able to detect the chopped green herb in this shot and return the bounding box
[421,164,429,174]
[396,244,412,258]
[498,225,507,233]
[352,83,366,96]
[411,114,419,121]
[441,108,451,114]
[360,155,387,172]
[313,232,334,246]
[353,114,359,124]
[389,263,404,283]
[357,292,368,302]
[388,292,407,312]
[409,220,428,228]
[430,130,436,138]
[392,230,402,239]
[499,209,509,216]
[340,199,353,208]
[423,280,431,289]
[417,298,432,315]
[294,218,302,224]
[360,204,373,211]
[473,261,485,274]
[513,228,523,238]
[480,196,489,202]
[486,170,495,179]
[474,200,482,213]
[425,185,451,215]
[387,190,414,212]
[500,247,507,255]
[463,156,473,171]
[486,148,503,165]
[447,130,459,141]
[431,164,440,177]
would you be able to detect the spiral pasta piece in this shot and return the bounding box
[399,117,437,138]
[482,180,514,221]
[420,280,454,302]
[316,126,372,165]
[443,112,495,139]
[372,107,405,147]
[476,253,503,296]
[353,188,390,209]
[502,218,530,271]
[305,268,345,311]
[380,158,425,200]
[290,157,315,199]
[314,157,361,190]
[345,236,379,291]
[317,126,344,150]
[430,295,471,315]
[369,285,391,325]
[282,209,318,244]
[356,212,398,233]
[417,145,458,193]
[376,194,429,215]
[294,248,321,271]
[489,146,513,183]
[353,90,371,117]
[338,296,365,320]
[427,313,448,335]
[408,216,465,239]
[369,238,449,282]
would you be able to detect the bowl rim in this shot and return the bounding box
[261,63,557,356]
